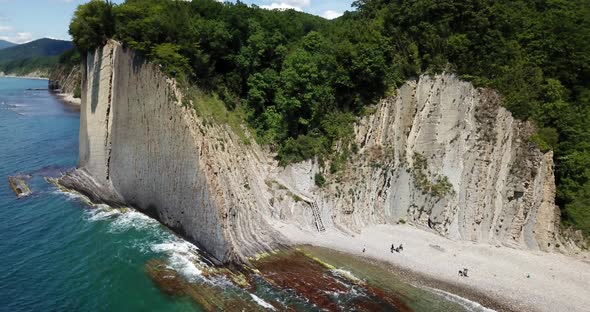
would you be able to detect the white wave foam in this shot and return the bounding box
[108,210,159,233]
[152,240,206,282]
[54,188,210,283]
[56,191,81,201]
[86,205,121,221]
[424,286,496,312]
[53,189,86,202]
[250,294,276,311]
[331,268,363,283]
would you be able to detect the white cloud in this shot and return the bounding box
[260,0,311,11]
[281,0,311,6]
[322,10,342,19]
[0,32,33,44]
[0,25,12,32]
[260,3,302,11]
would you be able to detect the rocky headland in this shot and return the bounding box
[57,41,589,311]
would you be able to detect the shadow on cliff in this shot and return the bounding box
[90,48,103,113]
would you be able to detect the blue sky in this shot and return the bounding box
[0,0,355,44]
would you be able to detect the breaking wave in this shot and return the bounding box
[151,239,206,282]
[250,294,276,311]
[424,286,496,312]
[53,187,209,282]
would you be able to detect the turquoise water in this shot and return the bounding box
[0,78,200,311]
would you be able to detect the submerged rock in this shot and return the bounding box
[145,259,187,297]
[144,259,265,311]
[253,249,413,311]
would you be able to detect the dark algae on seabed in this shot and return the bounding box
[145,245,471,311]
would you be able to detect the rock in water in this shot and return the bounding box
[8,175,32,198]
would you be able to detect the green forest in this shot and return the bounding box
[0,38,73,77]
[68,0,590,237]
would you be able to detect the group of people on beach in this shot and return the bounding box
[390,243,403,253]
[361,244,470,278]
[361,243,404,253]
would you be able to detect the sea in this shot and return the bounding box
[0,77,201,311]
[0,77,495,312]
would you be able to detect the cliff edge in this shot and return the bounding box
[61,41,565,263]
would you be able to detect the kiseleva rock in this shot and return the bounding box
[60,41,563,264]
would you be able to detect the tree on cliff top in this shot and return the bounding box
[68,0,590,237]
[69,0,115,53]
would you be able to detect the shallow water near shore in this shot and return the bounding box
[0,77,492,311]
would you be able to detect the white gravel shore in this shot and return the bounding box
[54,92,81,106]
[274,222,590,312]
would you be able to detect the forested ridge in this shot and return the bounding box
[68,0,590,237]
[0,38,74,76]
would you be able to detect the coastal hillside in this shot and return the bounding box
[66,0,590,240]
[0,38,73,77]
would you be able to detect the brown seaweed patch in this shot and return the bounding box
[253,249,412,311]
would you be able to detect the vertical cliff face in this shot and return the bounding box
[62,41,284,263]
[63,41,563,263]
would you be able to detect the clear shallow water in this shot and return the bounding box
[0,78,201,311]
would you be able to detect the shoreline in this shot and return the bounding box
[52,181,588,311]
[0,74,49,80]
[51,91,81,107]
[299,244,508,311]
[275,223,590,312]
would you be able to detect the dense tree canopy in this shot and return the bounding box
[69,0,590,236]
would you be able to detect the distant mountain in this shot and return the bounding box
[0,38,74,77]
[0,40,16,50]
[0,38,73,63]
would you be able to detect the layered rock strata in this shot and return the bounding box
[273,76,561,251]
[61,41,285,263]
[62,41,561,263]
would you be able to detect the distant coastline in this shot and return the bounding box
[0,73,49,80]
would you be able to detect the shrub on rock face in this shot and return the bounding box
[315,173,326,188]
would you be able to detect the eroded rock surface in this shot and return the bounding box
[62,41,562,263]
[62,41,284,263]
[273,76,561,252]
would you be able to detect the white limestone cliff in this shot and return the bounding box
[61,41,563,263]
[272,76,562,252]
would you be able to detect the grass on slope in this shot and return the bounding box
[188,87,251,145]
